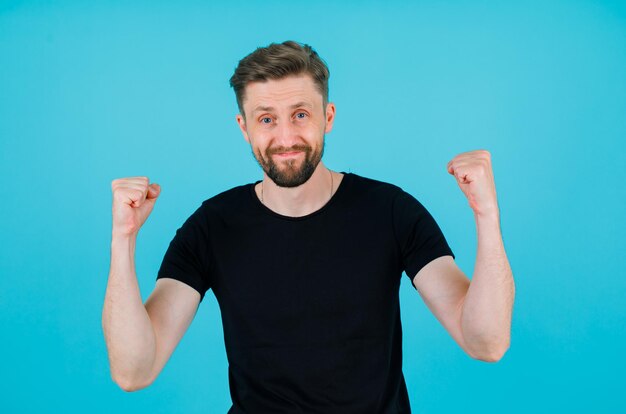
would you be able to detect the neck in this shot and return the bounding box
[258,162,342,217]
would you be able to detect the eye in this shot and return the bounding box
[295,112,307,119]
[260,117,272,124]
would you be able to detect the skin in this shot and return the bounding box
[102,73,514,394]
[415,150,515,361]
[103,178,200,392]
[236,74,340,217]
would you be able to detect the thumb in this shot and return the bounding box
[147,183,161,200]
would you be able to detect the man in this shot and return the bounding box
[103,41,515,413]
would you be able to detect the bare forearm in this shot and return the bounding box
[102,233,156,390]
[461,214,515,361]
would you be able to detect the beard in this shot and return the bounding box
[253,139,325,188]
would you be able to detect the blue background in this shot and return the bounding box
[1,1,625,412]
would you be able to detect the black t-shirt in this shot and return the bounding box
[157,172,454,413]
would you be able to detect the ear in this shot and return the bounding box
[324,102,336,134]
[236,113,250,143]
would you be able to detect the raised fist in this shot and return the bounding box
[446,150,499,218]
[111,177,161,237]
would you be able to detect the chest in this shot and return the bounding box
[207,209,402,347]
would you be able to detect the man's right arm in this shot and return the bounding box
[102,177,201,392]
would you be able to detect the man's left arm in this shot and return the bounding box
[413,150,515,362]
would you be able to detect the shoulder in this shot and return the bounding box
[344,173,413,207]
[344,173,431,218]
[345,172,405,196]
[183,183,256,222]
[201,183,254,208]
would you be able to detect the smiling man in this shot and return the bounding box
[103,41,515,413]
[242,81,328,189]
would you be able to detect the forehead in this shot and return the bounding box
[243,74,323,114]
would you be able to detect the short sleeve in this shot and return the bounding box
[157,204,212,302]
[392,189,455,287]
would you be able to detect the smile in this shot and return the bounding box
[274,151,303,157]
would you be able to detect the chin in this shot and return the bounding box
[268,165,318,188]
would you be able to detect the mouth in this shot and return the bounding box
[274,151,303,158]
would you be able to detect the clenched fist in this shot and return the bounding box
[447,150,499,219]
[111,177,161,237]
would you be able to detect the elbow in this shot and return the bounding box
[470,348,507,363]
[111,372,155,392]
[466,338,510,363]
[116,380,149,393]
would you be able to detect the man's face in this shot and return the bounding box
[236,74,336,187]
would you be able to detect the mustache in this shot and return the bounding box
[266,144,312,155]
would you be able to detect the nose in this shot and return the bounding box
[273,118,300,148]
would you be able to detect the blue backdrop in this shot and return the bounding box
[1,1,624,412]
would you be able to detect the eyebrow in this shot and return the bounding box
[252,101,312,115]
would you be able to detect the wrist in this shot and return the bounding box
[474,203,500,223]
[111,230,138,245]
[474,211,500,225]
[474,211,504,250]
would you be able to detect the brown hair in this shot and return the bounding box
[229,40,330,117]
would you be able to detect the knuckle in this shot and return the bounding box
[130,189,143,201]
